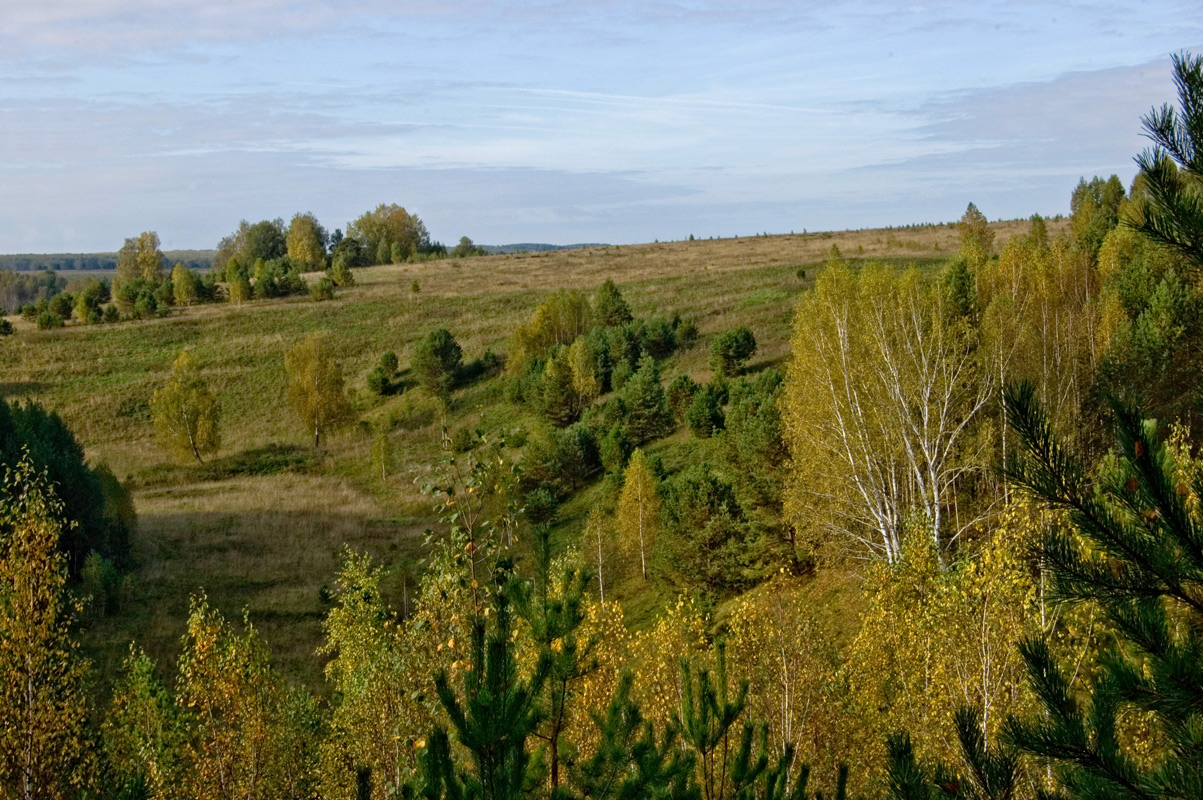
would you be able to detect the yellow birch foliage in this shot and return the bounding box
[782,263,991,563]
[506,290,593,375]
[176,595,319,800]
[628,597,710,733]
[0,459,92,800]
[724,576,844,783]
[319,546,474,800]
[843,510,1044,791]
[617,449,659,581]
[568,337,600,406]
[150,350,221,463]
[285,332,355,448]
[978,232,1100,438]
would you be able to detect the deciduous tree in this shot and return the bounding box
[150,351,220,463]
[285,332,355,447]
[616,449,658,581]
[115,231,165,293]
[286,212,328,273]
[0,458,92,799]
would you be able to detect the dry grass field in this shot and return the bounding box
[0,218,1065,690]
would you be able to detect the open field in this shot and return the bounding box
[0,219,1063,690]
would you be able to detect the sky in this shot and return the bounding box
[1,1,1200,252]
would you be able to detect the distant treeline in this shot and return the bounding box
[0,250,215,272]
[480,242,608,254]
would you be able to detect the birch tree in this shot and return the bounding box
[150,351,221,463]
[285,333,355,448]
[782,263,992,561]
[616,449,658,580]
[0,458,92,800]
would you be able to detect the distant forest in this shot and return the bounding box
[0,250,215,272]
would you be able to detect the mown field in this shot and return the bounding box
[0,219,1062,691]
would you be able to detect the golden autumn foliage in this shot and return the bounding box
[616,449,659,581]
[150,350,221,464]
[0,459,92,800]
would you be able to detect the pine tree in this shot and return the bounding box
[513,526,596,790]
[0,456,93,799]
[1000,381,1203,798]
[622,357,672,443]
[406,580,548,800]
[1131,51,1203,273]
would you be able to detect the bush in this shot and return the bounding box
[0,319,13,336]
[674,315,699,349]
[102,304,120,323]
[366,366,390,396]
[709,326,757,377]
[380,351,399,376]
[449,427,478,453]
[328,256,355,287]
[310,276,336,301]
[36,311,64,330]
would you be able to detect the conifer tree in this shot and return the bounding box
[406,578,549,800]
[0,457,92,799]
[1000,381,1203,799]
[622,357,672,443]
[1131,51,1203,273]
[513,526,596,790]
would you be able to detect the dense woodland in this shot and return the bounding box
[2,53,1203,800]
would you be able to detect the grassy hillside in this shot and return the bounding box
[0,219,1061,690]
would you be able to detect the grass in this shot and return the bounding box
[0,219,1064,692]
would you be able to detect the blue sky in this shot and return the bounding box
[1,1,1200,252]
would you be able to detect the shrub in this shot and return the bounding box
[328,256,355,287]
[709,326,757,377]
[102,304,120,323]
[0,319,13,336]
[366,366,389,396]
[36,311,64,330]
[310,276,335,301]
[674,315,699,349]
[379,351,399,376]
[449,427,478,453]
